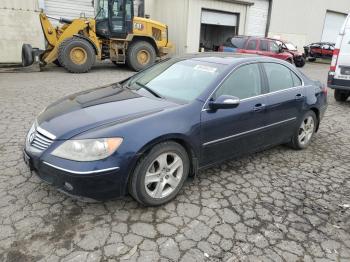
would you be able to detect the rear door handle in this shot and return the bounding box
[253,103,266,112]
[295,94,304,100]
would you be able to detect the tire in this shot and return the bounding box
[295,57,306,68]
[126,41,156,72]
[58,37,96,73]
[129,142,190,206]
[288,111,317,150]
[22,44,34,67]
[53,59,61,67]
[334,90,349,102]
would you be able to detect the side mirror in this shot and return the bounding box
[209,95,240,110]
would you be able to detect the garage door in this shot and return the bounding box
[201,10,237,27]
[321,11,347,43]
[246,0,269,37]
[44,0,95,21]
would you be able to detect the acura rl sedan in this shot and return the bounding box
[24,53,328,206]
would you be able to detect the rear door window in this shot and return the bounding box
[259,40,269,51]
[263,63,302,92]
[247,40,258,50]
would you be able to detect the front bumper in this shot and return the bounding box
[24,150,127,200]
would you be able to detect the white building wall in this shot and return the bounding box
[146,0,189,55]
[246,0,269,37]
[0,0,45,63]
[268,0,350,51]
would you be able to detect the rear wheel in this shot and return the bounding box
[127,41,156,71]
[334,90,349,102]
[58,37,96,73]
[288,111,317,150]
[129,142,189,206]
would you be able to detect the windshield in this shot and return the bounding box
[96,0,108,19]
[126,59,227,102]
[285,42,297,51]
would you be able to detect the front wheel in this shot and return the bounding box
[22,44,34,67]
[288,111,317,150]
[295,57,306,67]
[334,89,349,102]
[58,37,96,73]
[129,142,189,206]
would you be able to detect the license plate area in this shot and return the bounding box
[340,66,350,75]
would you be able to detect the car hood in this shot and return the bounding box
[287,50,303,57]
[37,85,179,140]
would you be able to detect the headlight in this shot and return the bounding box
[51,138,123,162]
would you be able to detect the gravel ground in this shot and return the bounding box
[0,62,349,262]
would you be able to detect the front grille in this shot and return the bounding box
[30,130,54,151]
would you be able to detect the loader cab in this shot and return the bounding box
[96,0,134,39]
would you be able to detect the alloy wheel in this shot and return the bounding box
[298,116,315,146]
[144,152,184,199]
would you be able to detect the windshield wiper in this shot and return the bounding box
[135,82,164,99]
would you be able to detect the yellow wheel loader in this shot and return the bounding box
[22,0,173,73]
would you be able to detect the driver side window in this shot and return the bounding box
[215,64,262,100]
[269,41,280,53]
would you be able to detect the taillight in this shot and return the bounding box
[330,48,339,72]
[218,45,224,52]
[322,86,328,96]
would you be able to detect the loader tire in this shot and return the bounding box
[58,37,95,73]
[22,44,34,67]
[53,60,61,67]
[127,41,156,71]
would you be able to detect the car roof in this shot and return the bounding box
[175,52,283,66]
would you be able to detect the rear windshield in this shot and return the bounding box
[226,37,246,48]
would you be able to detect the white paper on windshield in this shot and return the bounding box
[194,65,217,73]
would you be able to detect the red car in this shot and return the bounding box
[304,42,335,61]
[219,36,294,64]
[273,39,306,67]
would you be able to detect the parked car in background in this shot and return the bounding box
[274,39,306,67]
[219,36,294,64]
[304,42,335,61]
[24,53,327,206]
[328,14,350,102]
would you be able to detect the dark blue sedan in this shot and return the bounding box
[24,53,328,206]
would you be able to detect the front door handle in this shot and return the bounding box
[295,94,304,100]
[253,103,266,112]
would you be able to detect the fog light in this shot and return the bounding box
[64,182,74,191]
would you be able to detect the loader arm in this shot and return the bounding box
[39,13,100,64]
